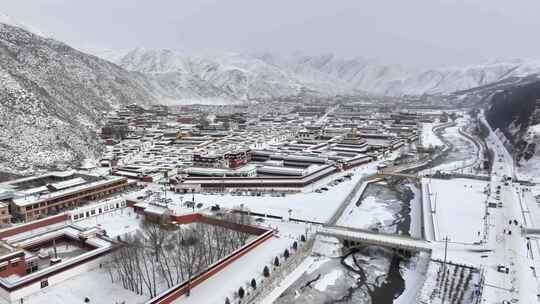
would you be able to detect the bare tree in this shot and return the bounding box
[107,219,252,299]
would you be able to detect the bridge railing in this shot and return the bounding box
[318,231,432,252]
[317,226,432,252]
[325,224,429,242]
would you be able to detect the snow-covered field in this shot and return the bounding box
[424,178,488,243]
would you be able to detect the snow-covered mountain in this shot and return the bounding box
[279,55,540,96]
[81,47,540,106]
[94,48,540,99]
[0,23,160,175]
[105,49,312,103]
[486,79,540,180]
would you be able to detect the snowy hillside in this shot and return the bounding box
[107,49,313,102]
[255,54,540,96]
[0,23,160,175]
[486,80,540,180]
[93,48,540,99]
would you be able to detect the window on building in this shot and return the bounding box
[27,261,38,274]
[0,266,6,272]
[40,280,48,288]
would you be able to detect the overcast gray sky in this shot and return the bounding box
[3,0,540,67]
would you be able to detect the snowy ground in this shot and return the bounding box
[424,178,488,243]
[70,208,307,304]
[395,252,430,304]
[19,154,401,304]
[17,114,515,303]
[417,260,481,304]
[260,235,342,304]
[172,220,307,304]
[73,207,142,238]
[26,267,147,304]
[128,162,382,224]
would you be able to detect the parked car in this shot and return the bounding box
[497,265,509,274]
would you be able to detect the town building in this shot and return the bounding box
[0,171,131,222]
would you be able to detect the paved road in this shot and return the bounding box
[480,112,539,303]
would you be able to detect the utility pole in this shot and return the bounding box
[432,192,437,214]
[441,236,450,304]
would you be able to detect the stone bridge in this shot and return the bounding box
[318,225,432,253]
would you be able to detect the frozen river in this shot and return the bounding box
[276,180,419,304]
[275,116,480,304]
[424,116,479,174]
[337,181,416,236]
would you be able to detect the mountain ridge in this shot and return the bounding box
[87,47,540,101]
[0,23,160,175]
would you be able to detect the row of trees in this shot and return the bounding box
[106,213,252,298]
[434,263,475,304]
[225,237,306,303]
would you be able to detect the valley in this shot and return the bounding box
[0,5,539,304]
